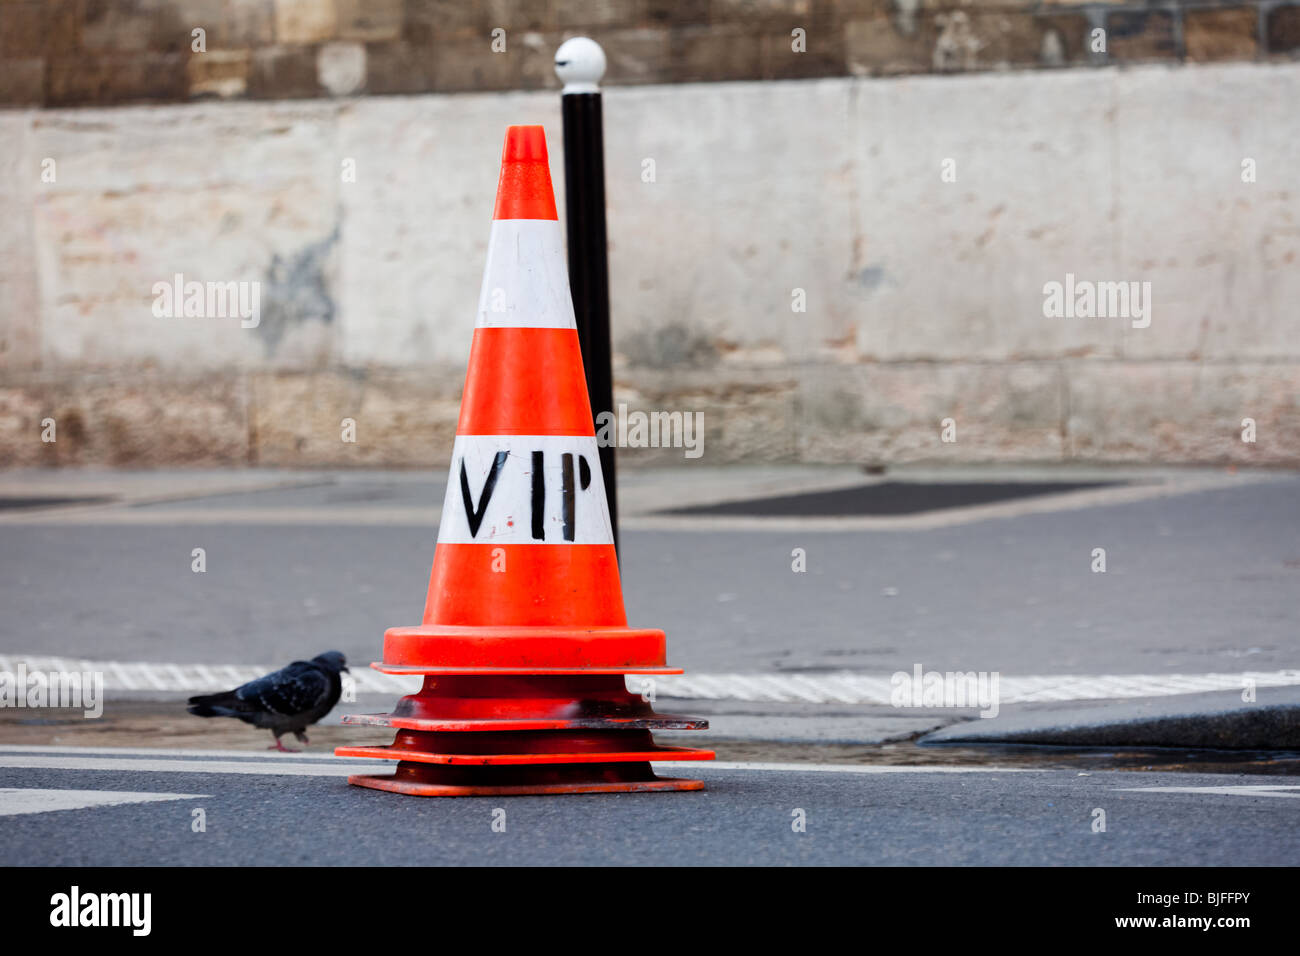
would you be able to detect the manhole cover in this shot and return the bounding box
[664,481,1120,518]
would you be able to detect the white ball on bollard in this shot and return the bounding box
[555,37,606,93]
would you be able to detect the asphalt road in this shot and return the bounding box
[1,750,1297,866]
[1,468,1297,869]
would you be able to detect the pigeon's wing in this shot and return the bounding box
[236,661,330,716]
[187,689,258,718]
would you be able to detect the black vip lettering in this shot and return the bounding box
[460,451,508,537]
[558,452,593,540]
[566,452,593,540]
[461,449,593,540]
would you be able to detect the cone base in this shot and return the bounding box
[335,674,712,798]
[335,742,714,766]
[347,674,700,725]
[346,762,705,797]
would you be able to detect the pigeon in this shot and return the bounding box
[186,651,349,752]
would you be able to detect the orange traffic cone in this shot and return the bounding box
[335,126,713,796]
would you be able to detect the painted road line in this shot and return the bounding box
[0,749,1030,776]
[0,744,360,759]
[3,655,1297,705]
[651,669,1300,704]
[1115,785,1300,800]
[0,506,445,526]
[0,755,387,777]
[666,761,1033,774]
[0,788,207,817]
[0,654,420,695]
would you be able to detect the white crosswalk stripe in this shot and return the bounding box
[0,755,380,777]
[0,748,1028,777]
[0,787,207,817]
[1115,785,1300,800]
[1,654,1296,705]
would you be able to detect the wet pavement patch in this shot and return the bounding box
[0,496,115,511]
[662,480,1121,517]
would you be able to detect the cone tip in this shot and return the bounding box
[494,125,557,220]
[503,125,548,164]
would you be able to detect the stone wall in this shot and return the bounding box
[2,58,1297,469]
[3,1,1300,108]
[2,4,1299,469]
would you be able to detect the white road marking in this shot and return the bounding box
[0,747,1027,776]
[0,506,445,526]
[661,761,1032,774]
[0,788,207,817]
[3,654,1294,706]
[0,654,416,695]
[655,670,1300,704]
[0,754,385,777]
[1115,785,1300,800]
[0,744,359,759]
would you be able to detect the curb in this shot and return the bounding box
[919,686,1300,750]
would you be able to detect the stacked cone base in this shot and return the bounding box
[346,763,705,797]
[337,674,713,797]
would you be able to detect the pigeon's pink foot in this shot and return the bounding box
[267,740,299,753]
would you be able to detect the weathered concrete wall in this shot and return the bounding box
[2,63,1299,467]
[5,0,1300,108]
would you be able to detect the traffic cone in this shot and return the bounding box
[335,126,713,796]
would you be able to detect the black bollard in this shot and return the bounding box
[556,37,618,555]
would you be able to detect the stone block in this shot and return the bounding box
[274,0,337,45]
[671,24,766,82]
[46,53,188,106]
[317,40,366,95]
[186,49,253,99]
[844,16,936,76]
[1105,9,1178,63]
[336,0,402,42]
[1266,2,1300,55]
[1186,6,1259,63]
[248,45,321,98]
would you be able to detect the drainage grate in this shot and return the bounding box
[663,481,1120,518]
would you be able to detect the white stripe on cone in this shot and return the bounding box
[476,220,576,330]
[437,435,613,545]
